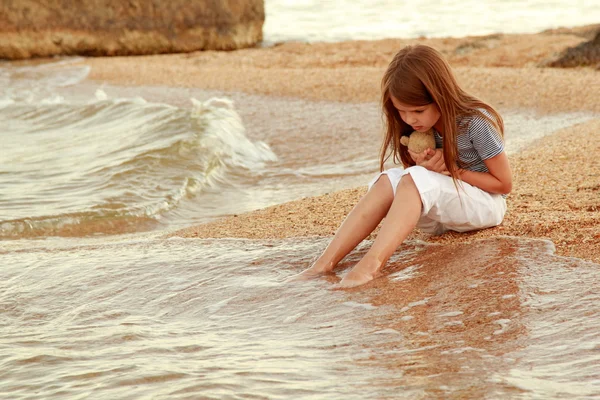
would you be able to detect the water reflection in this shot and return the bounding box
[342,237,599,398]
[0,236,598,399]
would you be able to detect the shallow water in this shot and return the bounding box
[1,55,599,399]
[264,0,600,43]
[1,236,598,398]
[1,60,595,239]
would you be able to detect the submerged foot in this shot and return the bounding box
[287,261,333,282]
[336,269,376,288]
[336,256,382,289]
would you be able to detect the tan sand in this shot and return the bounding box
[83,26,600,264]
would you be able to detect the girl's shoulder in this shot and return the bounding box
[456,108,493,123]
[456,109,496,135]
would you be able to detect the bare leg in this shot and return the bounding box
[338,174,422,288]
[293,176,395,279]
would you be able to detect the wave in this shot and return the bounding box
[0,92,277,239]
[0,58,91,105]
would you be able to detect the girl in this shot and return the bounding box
[297,44,512,288]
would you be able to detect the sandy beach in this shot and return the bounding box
[85,25,600,264]
[2,19,600,398]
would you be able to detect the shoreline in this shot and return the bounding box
[168,117,600,264]
[83,26,600,264]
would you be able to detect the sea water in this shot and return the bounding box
[2,14,600,399]
[264,0,600,43]
[1,232,599,398]
[1,61,594,238]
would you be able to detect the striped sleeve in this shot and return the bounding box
[467,113,504,160]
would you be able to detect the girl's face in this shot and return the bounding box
[391,96,441,133]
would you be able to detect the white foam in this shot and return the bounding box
[493,319,511,335]
[444,321,465,327]
[283,312,307,324]
[206,296,237,314]
[389,264,422,282]
[499,371,600,398]
[439,311,464,317]
[399,297,431,313]
[373,328,402,335]
[441,347,484,355]
[342,301,377,310]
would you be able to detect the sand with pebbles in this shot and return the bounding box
[84,25,600,264]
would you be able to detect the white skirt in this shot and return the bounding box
[369,166,507,235]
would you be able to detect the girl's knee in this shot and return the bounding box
[397,173,417,191]
[395,174,423,202]
[369,174,395,202]
[371,174,393,193]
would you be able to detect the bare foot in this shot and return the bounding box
[336,256,382,288]
[336,270,375,288]
[287,260,333,282]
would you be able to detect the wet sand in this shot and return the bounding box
[84,25,600,264]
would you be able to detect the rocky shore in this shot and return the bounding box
[83,25,600,264]
[0,0,264,59]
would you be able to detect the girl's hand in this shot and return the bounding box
[408,148,449,175]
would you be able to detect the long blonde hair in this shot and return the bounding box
[380,45,504,180]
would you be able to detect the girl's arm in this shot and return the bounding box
[411,148,512,195]
[458,151,512,195]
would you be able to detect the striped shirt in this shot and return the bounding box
[433,110,504,173]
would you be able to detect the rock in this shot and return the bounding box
[0,0,264,59]
[545,29,600,69]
